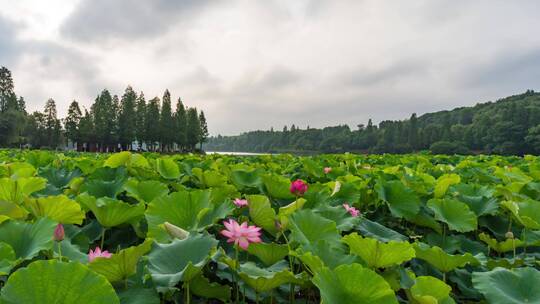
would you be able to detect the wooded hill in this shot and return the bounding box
[205,90,540,155]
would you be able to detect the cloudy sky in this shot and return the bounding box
[1,1,540,135]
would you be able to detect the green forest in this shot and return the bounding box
[205,90,540,155]
[0,66,209,152]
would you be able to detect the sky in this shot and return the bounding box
[1,0,540,135]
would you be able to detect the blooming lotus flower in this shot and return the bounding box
[290,179,308,196]
[324,167,332,174]
[53,223,64,242]
[343,203,360,217]
[233,198,248,208]
[220,219,262,250]
[88,246,112,262]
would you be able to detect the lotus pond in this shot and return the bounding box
[0,150,539,303]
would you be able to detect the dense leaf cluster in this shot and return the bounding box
[0,150,538,303]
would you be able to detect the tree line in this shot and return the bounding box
[205,90,540,155]
[0,66,209,152]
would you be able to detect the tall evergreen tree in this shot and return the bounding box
[174,98,187,151]
[64,101,82,148]
[43,99,62,148]
[186,107,201,151]
[0,66,15,112]
[159,90,174,152]
[92,90,115,151]
[135,92,146,149]
[79,109,95,151]
[145,97,161,151]
[118,86,137,150]
[198,110,209,150]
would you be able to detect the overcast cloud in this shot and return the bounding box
[1,0,539,135]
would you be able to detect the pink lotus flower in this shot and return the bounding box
[220,219,262,250]
[233,198,248,208]
[53,223,64,242]
[290,179,308,196]
[88,246,112,262]
[324,167,332,174]
[343,203,360,217]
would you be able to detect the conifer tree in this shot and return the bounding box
[159,90,174,152]
[145,97,161,151]
[118,86,137,150]
[135,92,146,149]
[174,98,187,151]
[65,101,82,148]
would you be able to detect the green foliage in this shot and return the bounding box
[0,260,119,304]
[472,267,540,304]
[342,233,415,269]
[313,263,398,304]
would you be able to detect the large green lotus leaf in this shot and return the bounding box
[0,200,29,219]
[54,238,88,263]
[427,198,477,232]
[410,276,455,304]
[156,158,180,179]
[147,235,218,292]
[478,232,524,253]
[472,267,540,304]
[104,151,149,169]
[0,242,16,275]
[301,239,357,270]
[2,162,36,178]
[247,242,289,266]
[376,180,421,219]
[24,195,85,224]
[0,217,56,260]
[237,261,304,293]
[451,183,498,216]
[501,199,540,229]
[38,167,82,189]
[89,239,152,283]
[0,260,119,304]
[229,168,264,190]
[288,209,341,249]
[262,174,296,199]
[313,204,360,232]
[123,179,169,203]
[413,242,478,273]
[357,218,408,242]
[81,179,126,199]
[117,288,160,304]
[313,263,398,304]
[434,174,460,198]
[342,233,415,269]
[191,168,228,188]
[77,193,145,228]
[190,274,231,302]
[146,190,232,242]
[247,195,278,235]
[0,177,46,204]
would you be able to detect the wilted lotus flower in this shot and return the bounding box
[164,222,190,240]
[343,203,360,217]
[220,219,262,250]
[324,167,332,174]
[88,246,112,262]
[53,223,64,242]
[233,198,248,208]
[290,179,308,196]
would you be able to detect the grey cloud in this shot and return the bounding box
[462,49,540,93]
[60,0,213,42]
[0,15,19,64]
[339,60,428,87]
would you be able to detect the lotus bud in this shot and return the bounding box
[164,222,189,240]
[505,231,514,239]
[54,223,64,242]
